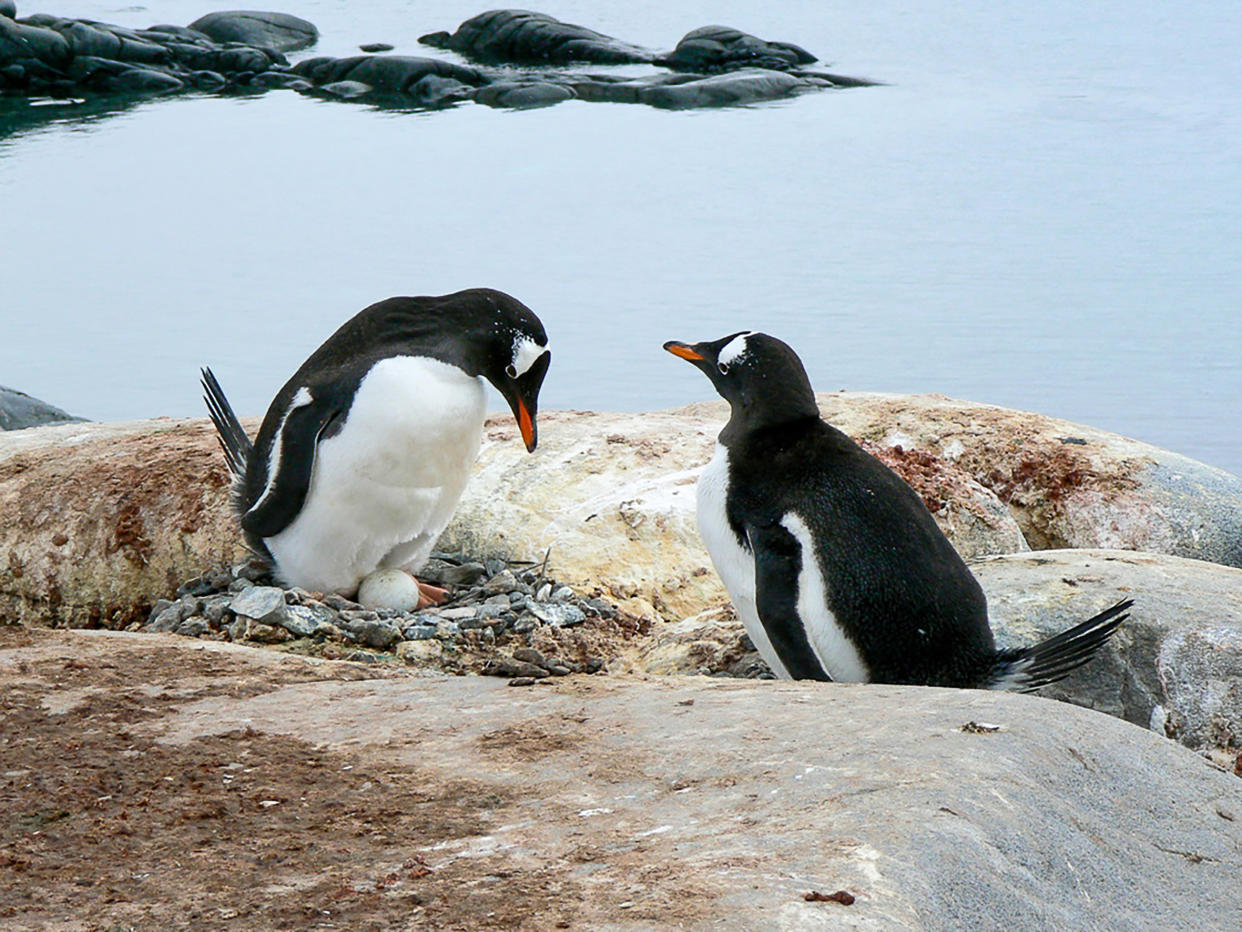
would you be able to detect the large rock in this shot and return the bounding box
[5,395,1236,628]
[0,385,84,430]
[187,10,317,52]
[811,392,1242,566]
[418,9,654,65]
[5,630,1230,931]
[0,418,247,627]
[0,2,17,20]
[974,549,1242,755]
[444,394,1242,617]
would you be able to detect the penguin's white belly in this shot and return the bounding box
[696,443,869,682]
[696,444,793,679]
[266,356,487,594]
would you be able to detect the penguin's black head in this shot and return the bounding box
[664,331,819,432]
[468,289,550,453]
[358,288,550,452]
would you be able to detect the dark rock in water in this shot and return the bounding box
[473,80,576,109]
[0,2,16,21]
[0,385,84,430]
[187,10,318,53]
[657,25,817,73]
[419,9,653,65]
[0,16,72,68]
[102,66,184,93]
[359,42,393,53]
[292,54,486,95]
[639,69,809,109]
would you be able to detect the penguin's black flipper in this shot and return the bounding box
[747,521,834,681]
[987,598,1133,692]
[240,395,345,540]
[201,367,252,479]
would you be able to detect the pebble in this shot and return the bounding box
[145,552,621,676]
[230,586,286,621]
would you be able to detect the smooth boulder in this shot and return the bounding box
[418,9,653,65]
[187,10,317,52]
[974,549,1242,755]
[0,385,84,430]
[657,24,817,72]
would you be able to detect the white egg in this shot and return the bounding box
[356,568,421,612]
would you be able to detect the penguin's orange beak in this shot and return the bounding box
[664,341,705,362]
[517,399,536,452]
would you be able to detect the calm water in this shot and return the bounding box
[2,1,1240,474]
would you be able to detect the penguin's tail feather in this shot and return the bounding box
[201,367,252,480]
[986,599,1132,693]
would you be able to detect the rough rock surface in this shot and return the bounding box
[974,549,1242,756]
[186,10,318,52]
[0,418,247,627]
[0,384,83,430]
[1,626,1238,930]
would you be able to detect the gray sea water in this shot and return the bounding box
[2,1,1240,474]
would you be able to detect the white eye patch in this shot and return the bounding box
[717,332,753,367]
[510,335,549,377]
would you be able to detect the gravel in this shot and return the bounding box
[145,552,618,678]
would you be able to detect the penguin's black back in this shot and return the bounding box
[725,416,997,687]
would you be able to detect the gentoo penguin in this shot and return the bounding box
[202,287,550,601]
[664,331,1130,690]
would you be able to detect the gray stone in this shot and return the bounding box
[359,42,392,53]
[0,3,15,22]
[0,16,71,68]
[229,585,285,622]
[158,666,1242,931]
[974,549,1242,754]
[527,601,586,628]
[338,617,401,650]
[174,616,209,638]
[435,620,460,638]
[480,569,519,595]
[278,604,323,639]
[319,79,371,99]
[187,11,318,53]
[401,624,438,641]
[0,385,83,431]
[201,595,232,625]
[437,606,477,621]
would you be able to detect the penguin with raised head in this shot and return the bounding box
[664,331,1130,690]
[202,287,550,603]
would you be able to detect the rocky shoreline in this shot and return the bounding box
[1,6,878,111]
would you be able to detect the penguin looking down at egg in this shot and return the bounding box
[203,287,550,610]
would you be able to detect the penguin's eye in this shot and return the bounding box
[717,362,730,375]
[505,364,518,379]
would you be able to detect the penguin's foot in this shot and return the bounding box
[416,580,450,609]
